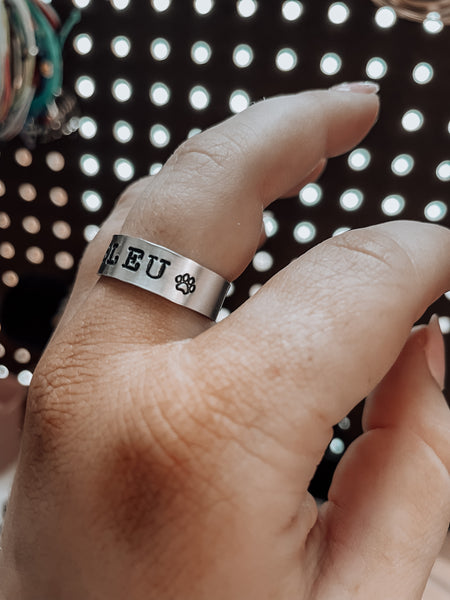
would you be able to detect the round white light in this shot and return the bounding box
[74,33,93,55]
[191,41,212,64]
[299,183,322,206]
[111,0,130,10]
[401,109,424,132]
[150,38,171,61]
[150,82,171,106]
[320,52,342,75]
[150,124,171,148]
[391,154,414,176]
[80,154,100,176]
[84,225,100,242]
[329,437,345,455]
[113,120,133,143]
[423,11,443,33]
[233,44,254,68]
[263,212,279,237]
[194,0,213,14]
[413,62,434,84]
[438,316,450,334]
[237,0,258,18]
[114,159,135,181]
[366,57,387,79]
[75,76,95,98]
[151,0,171,11]
[381,194,405,216]
[294,221,316,243]
[188,128,202,138]
[328,2,350,24]
[150,162,163,175]
[281,0,303,21]
[276,48,298,71]
[112,79,132,102]
[82,191,102,212]
[348,148,371,171]
[425,200,447,222]
[229,90,250,113]
[333,226,351,236]
[436,160,450,181]
[374,6,397,28]
[79,116,97,139]
[189,86,210,110]
[72,0,91,8]
[0,365,9,379]
[111,36,131,58]
[253,250,274,272]
[340,189,363,211]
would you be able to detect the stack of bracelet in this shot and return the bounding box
[0,0,80,146]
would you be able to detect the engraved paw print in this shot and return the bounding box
[175,273,196,295]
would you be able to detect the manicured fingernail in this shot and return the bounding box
[330,81,380,95]
[424,314,446,390]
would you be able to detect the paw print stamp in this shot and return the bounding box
[175,273,196,295]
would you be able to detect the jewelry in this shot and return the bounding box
[98,234,231,321]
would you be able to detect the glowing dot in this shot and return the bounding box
[423,12,443,34]
[425,200,447,222]
[14,348,30,364]
[151,0,171,10]
[17,370,33,386]
[111,36,131,58]
[320,52,342,75]
[391,154,414,176]
[0,180,5,195]
[84,225,100,241]
[438,316,450,334]
[294,221,316,243]
[150,38,170,60]
[189,86,210,110]
[0,242,15,259]
[15,148,32,167]
[82,190,102,212]
[249,284,262,296]
[111,0,130,9]
[340,189,363,211]
[348,148,371,171]
[26,246,44,264]
[191,41,212,64]
[75,76,95,98]
[237,0,257,18]
[0,345,4,358]
[194,0,213,14]
[114,159,135,181]
[276,48,297,71]
[46,151,65,172]
[436,160,450,181]
[80,154,100,176]
[328,2,350,24]
[74,33,93,54]
[263,212,279,237]
[375,6,397,28]
[338,417,351,430]
[72,0,91,8]
[366,57,387,79]
[52,221,72,240]
[0,365,9,379]
[381,194,405,216]
[401,109,424,132]
[2,271,19,287]
[79,116,98,139]
[333,226,351,236]
[55,252,75,270]
[233,44,254,68]
[299,183,322,206]
[329,437,345,455]
[253,251,274,272]
[150,82,171,106]
[217,308,230,322]
[113,120,133,143]
[49,187,68,207]
[18,183,36,202]
[150,162,163,175]
[22,216,40,234]
[229,90,250,113]
[281,0,303,21]
[413,62,433,84]
[187,128,202,138]
[112,79,132,102]
[0,212,11,228]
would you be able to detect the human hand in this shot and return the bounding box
[1,83,449,599]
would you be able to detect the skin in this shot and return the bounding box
[0,85,449,599]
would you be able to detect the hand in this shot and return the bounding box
[1,84,449,600]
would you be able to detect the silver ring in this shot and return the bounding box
[98,235,231,321]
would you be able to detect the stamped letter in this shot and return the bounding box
[122,246,145,272]
[146,255,171,279]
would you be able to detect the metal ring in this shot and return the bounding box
[98,234,231,321]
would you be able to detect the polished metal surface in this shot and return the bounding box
[98,234,231,321]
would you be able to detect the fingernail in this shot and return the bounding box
[330,81,380,95]
[424,314,446,390]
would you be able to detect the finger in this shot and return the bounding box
[188,221,450,493]
[313,320,450,598]
[279,158,327,198]
[64,87,379,346]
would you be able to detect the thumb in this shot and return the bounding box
[314,318,450,599]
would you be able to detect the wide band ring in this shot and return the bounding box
[98,234,231,321]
